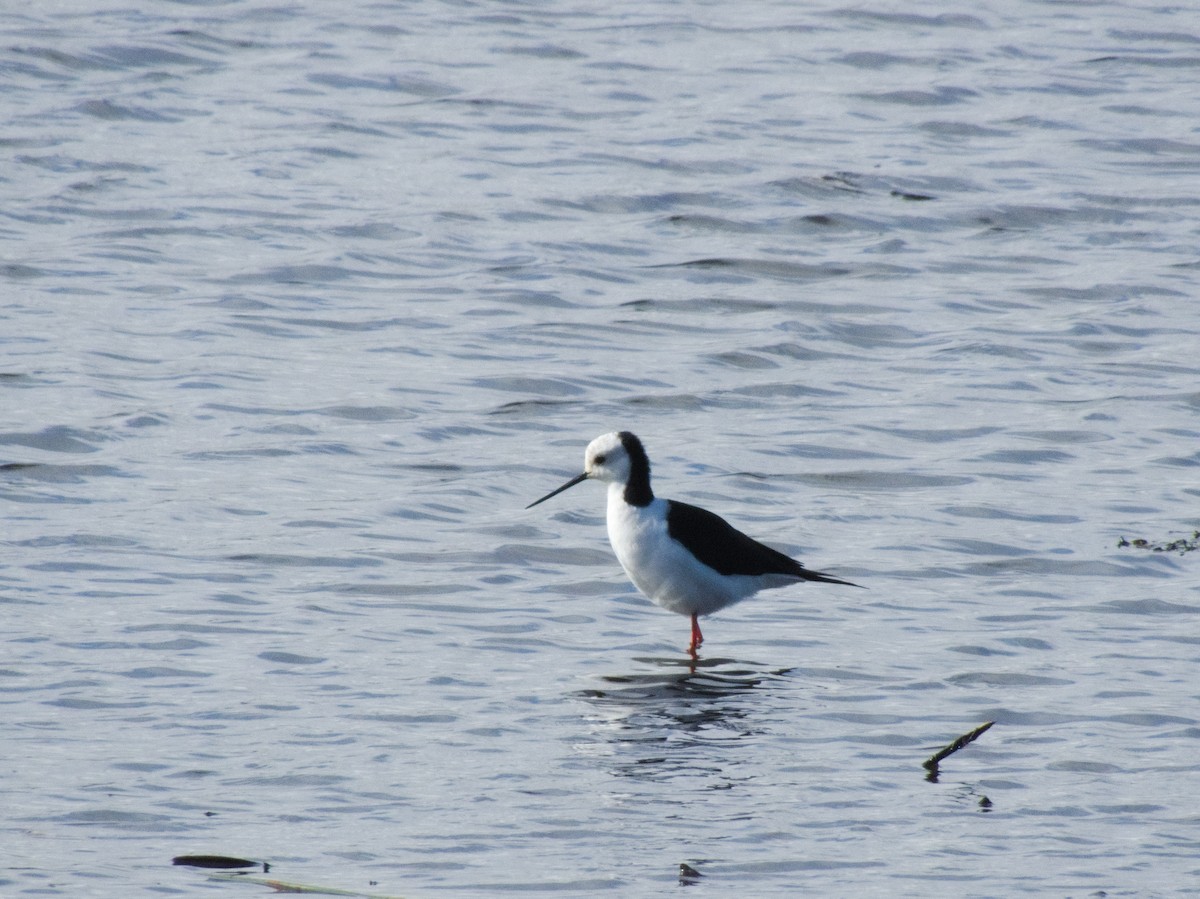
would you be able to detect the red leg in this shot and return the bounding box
[688,612,704,656]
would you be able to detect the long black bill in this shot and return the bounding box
[526,471,588,509]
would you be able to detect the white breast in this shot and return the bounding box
[604,486,771,617]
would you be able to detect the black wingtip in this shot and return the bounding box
[804,569,864,588]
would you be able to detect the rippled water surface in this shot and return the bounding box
[3,1,1200,895]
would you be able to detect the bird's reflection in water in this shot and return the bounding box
[577,655,792,785]
[592,655,772,702]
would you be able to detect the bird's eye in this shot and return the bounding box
[594,454,607,464]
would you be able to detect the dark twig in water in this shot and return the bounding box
[1118,531,1200,555]
[923,721,994,780]
[172,855,259,870]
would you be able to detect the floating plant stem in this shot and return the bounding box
[923,721,995,780]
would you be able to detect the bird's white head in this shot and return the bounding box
[526,431,654,509]
[583,431,632,485]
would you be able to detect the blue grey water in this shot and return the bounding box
[2,0,1198,895]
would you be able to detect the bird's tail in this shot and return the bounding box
[799,567,863,588]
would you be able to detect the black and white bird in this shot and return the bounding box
[526,431,859,655]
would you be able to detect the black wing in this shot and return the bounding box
[665,500,859,586]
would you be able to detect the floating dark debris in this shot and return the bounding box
[172,855,260,870]
[923,721,995,782]
[1118,531,1199,555]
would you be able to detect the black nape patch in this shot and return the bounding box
[618,431,654,506]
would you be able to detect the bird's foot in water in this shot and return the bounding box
[688,613,704,657]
